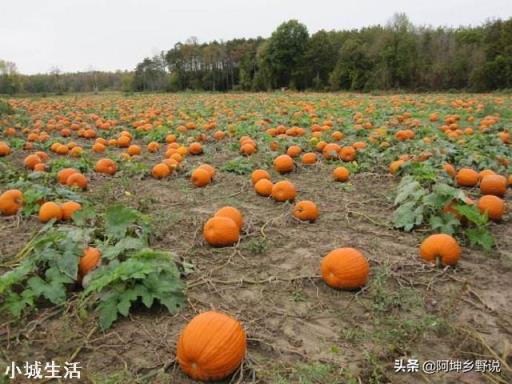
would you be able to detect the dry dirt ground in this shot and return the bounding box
[1,141,511,384]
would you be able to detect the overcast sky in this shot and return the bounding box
[1,0,511,74]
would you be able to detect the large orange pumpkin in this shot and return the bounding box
[191,168,212,187]
[251,169,270,185]
[292,200,318,222]
[271,180,296,202]
[273,155,294,174]
[39,202,63,223]
[254,179,273,196]
[419,234,461,266]
[215,207,243,230]
[321,248,369,289]
[332,167,349,182]
[479,175,507,197]
[0,141,11,156]
[203,216,240,247]
[176,311,246,382]
[95,158,117,175]
[478,195,505,221]
[455,168,479,187]
[152,163,171,179]
[0,189,23,216]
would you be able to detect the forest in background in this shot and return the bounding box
[1,14,511,94]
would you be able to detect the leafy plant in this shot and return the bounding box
[0,225,92,317]
[83,249,185,329]
[392,176,494,250]
[221,156,254,175]
[0,204,186,329]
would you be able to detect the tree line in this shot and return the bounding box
[2,14,512,94]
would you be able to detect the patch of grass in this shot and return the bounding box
[242,237,268,255]
[221,156,254,175]
[365,265,423,314]
[363,351,388,384]
[89,370,139,384]
[0,99,14,115]
[269,362,342,384]
[290,289,306,303]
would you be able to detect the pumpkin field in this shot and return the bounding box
[0,92,511,383]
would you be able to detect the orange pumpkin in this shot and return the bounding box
[0,189,23,216]
[478,195,505,221]
[479,175,507,197]
[251,169,271,185]
[240,143,256,156]
[478,169,496,181]
[191,168,212,187]
[273,155,294,174]
[254,179,273,196]
[389,159,405,175]
[292,200,318,222]
[66,173,88,190]
[286,145,302,158]
[127,144,142,156]
[419,234,461,266]
[147,141,160,153]
[321,248,369,289]
[152,163,171,179]
[301,152,317,165]
[57,168,79,185]
[455,168,479,187]
[198,164,216,180]
[95,142,108,153]
[271,180,296,202]
[79,247,101,276]
[176,311,246,382]
[39,202,63,223]
[61,201,81,220]
[189,142,203,155]
[23,154,42,170]
[339,146,356,162]
[215,207,243,230]
[322,143,340,160]
[95,158,117,175]
[203,216,240,247]
[332,167,349,182]
[0,141,11,156]
[442,163,456,177]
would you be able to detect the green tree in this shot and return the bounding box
[0,60,20,95]
[265,20,309,89]
[305,30,338,89]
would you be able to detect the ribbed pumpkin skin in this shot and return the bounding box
[478,195,505,221]
[177,311,247,382]
[273,155,294,174]
[455,168,479,187]
[254,179,273,196]
[321,248,369,289]
[479,175,507,197]
[215,206,243,229]
[419,234,461,266]
[0,189,23,216]
[271,181,296,202]
[203,217,240,247]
